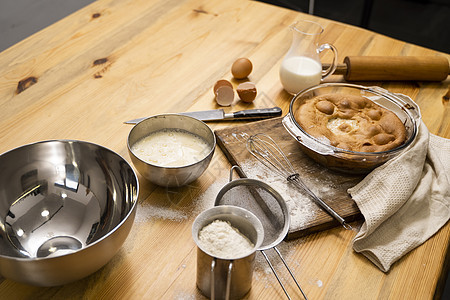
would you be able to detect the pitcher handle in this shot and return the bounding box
[318,43,338,80]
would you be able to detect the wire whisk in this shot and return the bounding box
[246,133,353,230]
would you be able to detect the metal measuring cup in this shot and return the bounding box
[214,166,308,300]
[192,205,264,300]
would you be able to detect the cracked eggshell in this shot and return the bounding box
[237,82,257,103]
[213,79,233,94]
[215,85,234,106]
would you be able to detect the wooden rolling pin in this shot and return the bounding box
[323,56,449,81]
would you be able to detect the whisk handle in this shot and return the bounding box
[292,179,353,230]
[313,194,352,230]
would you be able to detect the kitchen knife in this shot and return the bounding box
[124,107,282,124]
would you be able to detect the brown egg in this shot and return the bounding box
[236,82,257,103]
[231,58,253,79]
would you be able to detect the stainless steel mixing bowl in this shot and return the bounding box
[0,140,139,286]
[127,114,216,187]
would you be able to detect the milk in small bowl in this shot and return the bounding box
[127,114,216,187]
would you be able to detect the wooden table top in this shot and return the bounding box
[0,0,448,299]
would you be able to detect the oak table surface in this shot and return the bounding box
[0,0,449,299]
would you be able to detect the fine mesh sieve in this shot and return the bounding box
[215,166,307,300]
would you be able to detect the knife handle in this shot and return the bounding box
[231,107,282,119]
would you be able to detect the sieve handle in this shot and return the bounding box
[260,250,292,300]
[229,165,246,181]
[260,248,308,300]
[273,247,308,300]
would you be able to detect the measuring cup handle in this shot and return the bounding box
[225,261,233,300]
[318,43,338,80]
[210,258,234,300]
[210,259,216,300]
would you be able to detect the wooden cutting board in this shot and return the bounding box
[214,116,365,239]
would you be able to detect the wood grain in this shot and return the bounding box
[0,0,448,299]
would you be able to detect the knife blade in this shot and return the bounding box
[124,107,282,124]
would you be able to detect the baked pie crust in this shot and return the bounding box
[295,93,407,152]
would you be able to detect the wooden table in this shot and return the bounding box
[0,0,448,299]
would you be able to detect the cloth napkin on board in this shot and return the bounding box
[348,121,450,272]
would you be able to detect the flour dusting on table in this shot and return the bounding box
[134,177,228,223]
[240,159,321,232]
[135,157,328,234]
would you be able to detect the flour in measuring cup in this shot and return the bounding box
[198,220,254,259]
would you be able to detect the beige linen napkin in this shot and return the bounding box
[348,121,450,272]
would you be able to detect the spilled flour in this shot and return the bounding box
[134,178,228,224]
[134,158,325,233]
[240,159,321,232]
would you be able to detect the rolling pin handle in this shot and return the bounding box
[344,56,449,81]
[323,56,449,81]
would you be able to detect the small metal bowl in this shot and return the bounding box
[127,114,216,187]
[283,83,421,174]
[0,140,138,286]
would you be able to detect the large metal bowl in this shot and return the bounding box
[283,83,421,174]
[127,114,216,187]
[0,140,139,286]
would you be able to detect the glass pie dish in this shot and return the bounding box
[282,83,421,174]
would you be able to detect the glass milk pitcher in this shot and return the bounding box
[279,20,338,94]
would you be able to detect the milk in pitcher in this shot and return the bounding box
[279,56,322,94]
[279,20,337,95]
